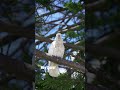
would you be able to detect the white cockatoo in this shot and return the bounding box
[48,33,65,77]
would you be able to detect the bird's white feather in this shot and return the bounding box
[48,33,65,77]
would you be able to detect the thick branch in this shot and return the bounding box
[86,0,105,8]
[0,22,34,38]
[85,0,106,11]
[86,0,119,12]
[35,35,84,51]
[35,50,85,73]
[86,44,120,60]
[0,54,34,82]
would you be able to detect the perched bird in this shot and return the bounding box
[48,33,65,77]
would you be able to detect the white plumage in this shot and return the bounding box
[48,33,65,77]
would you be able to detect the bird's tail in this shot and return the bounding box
[48,61,60,77]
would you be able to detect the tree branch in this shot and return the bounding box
[86,44,120,60]
[85,0,106,11]
[47,22,81,38]
[35,35,84,51]
[36,8,66,18]
[37,14,76,25]
[0,21,34,38]
[35,50,85,73]
[0,54,34,82]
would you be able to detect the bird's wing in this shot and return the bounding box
[48,41,55,56]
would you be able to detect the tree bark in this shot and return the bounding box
[36,50,85,73]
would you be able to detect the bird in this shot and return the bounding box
[47,33,65,77]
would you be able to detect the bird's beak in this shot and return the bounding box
[58,35,61,39]
[58,35,60,37]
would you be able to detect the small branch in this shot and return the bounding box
[37,14,76,25]
[36,8,66,18]
[35,50,85,73]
